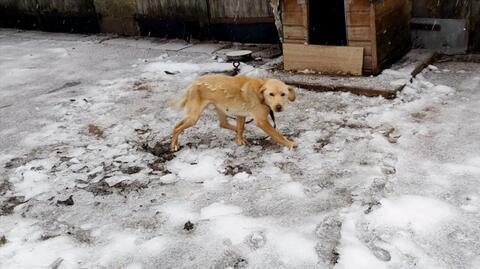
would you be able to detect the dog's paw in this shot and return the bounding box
[236,137,249,146]
[170,143,180,152]
[287,141,297,150]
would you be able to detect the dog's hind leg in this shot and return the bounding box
[171,99,208,152]
[235,116,248,146]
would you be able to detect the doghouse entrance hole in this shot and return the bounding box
[309,0,348,46]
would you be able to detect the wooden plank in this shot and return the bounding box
[347,0,371,13]
[283,44,364,75]
[348,40,372,56]
[363,55,373,70]
[283,0,303,13]
[375,0,405,17]
[302,2,309,43]
[374,0,411,68]
[284,39,305,44]
[284,11,303,26]
[346,11,371,27]
[284,25,306,40]
[347,26,371,41]
[208,0,272,19]
[369,3,379,74]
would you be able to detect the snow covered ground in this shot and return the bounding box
[1,29,480,269]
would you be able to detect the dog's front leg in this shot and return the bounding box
[235,116,248,146]
[254,113,296,149]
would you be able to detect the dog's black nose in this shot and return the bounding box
[275,105,282,112]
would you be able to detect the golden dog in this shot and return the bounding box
[171,74,296,151]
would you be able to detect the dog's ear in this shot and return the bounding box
[258,82,267,103]
[287,86,296,102]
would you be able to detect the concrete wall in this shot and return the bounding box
[0,0,278,43]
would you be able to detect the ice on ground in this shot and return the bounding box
[200,202,243,220]
[1,30,480,269]
[367,195,456,234]
[278,182,307,198]
[167,149,225,183]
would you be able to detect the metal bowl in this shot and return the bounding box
[226,50,253,62]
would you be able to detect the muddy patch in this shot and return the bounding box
[0,235,7,246]
[132,80,152,91]
[112,180,149,194]
[0,196,26,215]
[120,165,143,175]
[142,140,176,173]
[4,156,32,169]
[47,81,81,94]
[87,124,105,139]
[249,137,277,149]
[223,152,260,177]
[314,137,331,152]
[83,180,113,196]
[223,165,252,176]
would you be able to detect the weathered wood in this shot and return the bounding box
[208,0,272,20]
[283,0,303,13]
[471,1,480,51]
[0,0,96,14]
[346,0,371,13]
[280,0,414,74]
[94,0,138,35]
[284,25,306,40]
[346,11,371,27]
[369,3,379,74]
[348,40,372,56]
[347,26,371,41]
[283,43,364,75]
[375,0,411,69]
[412,0,469,19]
[0,0,99,33]
[301,1,309,43]
[283,80,400,99]
[136,0,209,22]
[283,38,305,44]
[283,11,303,26]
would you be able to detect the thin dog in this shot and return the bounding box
[171,74,297,151]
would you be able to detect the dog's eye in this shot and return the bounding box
[269,93,274,96]
[281,93,286,96]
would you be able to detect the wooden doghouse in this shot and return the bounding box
[282,0,412,75]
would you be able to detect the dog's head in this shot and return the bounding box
[259,79,296,112]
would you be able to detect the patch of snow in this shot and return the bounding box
[167,149,225,183]
[200,202,243,220]
[159,173,178,184]
[367,195,456,234]
[159,202,199,225]
[278,182,307,198]
[336,210,388,269]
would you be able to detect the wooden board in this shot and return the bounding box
[282,0,308,43]
[284,25,306,40]
[283,44,364,75]
[374,0,411,68]
[347,26,371,41]
[346,11,371,27]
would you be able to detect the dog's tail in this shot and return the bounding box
[170,92,188,109]
[171,94,187,109]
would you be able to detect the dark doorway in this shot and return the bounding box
[309,0,348,46]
